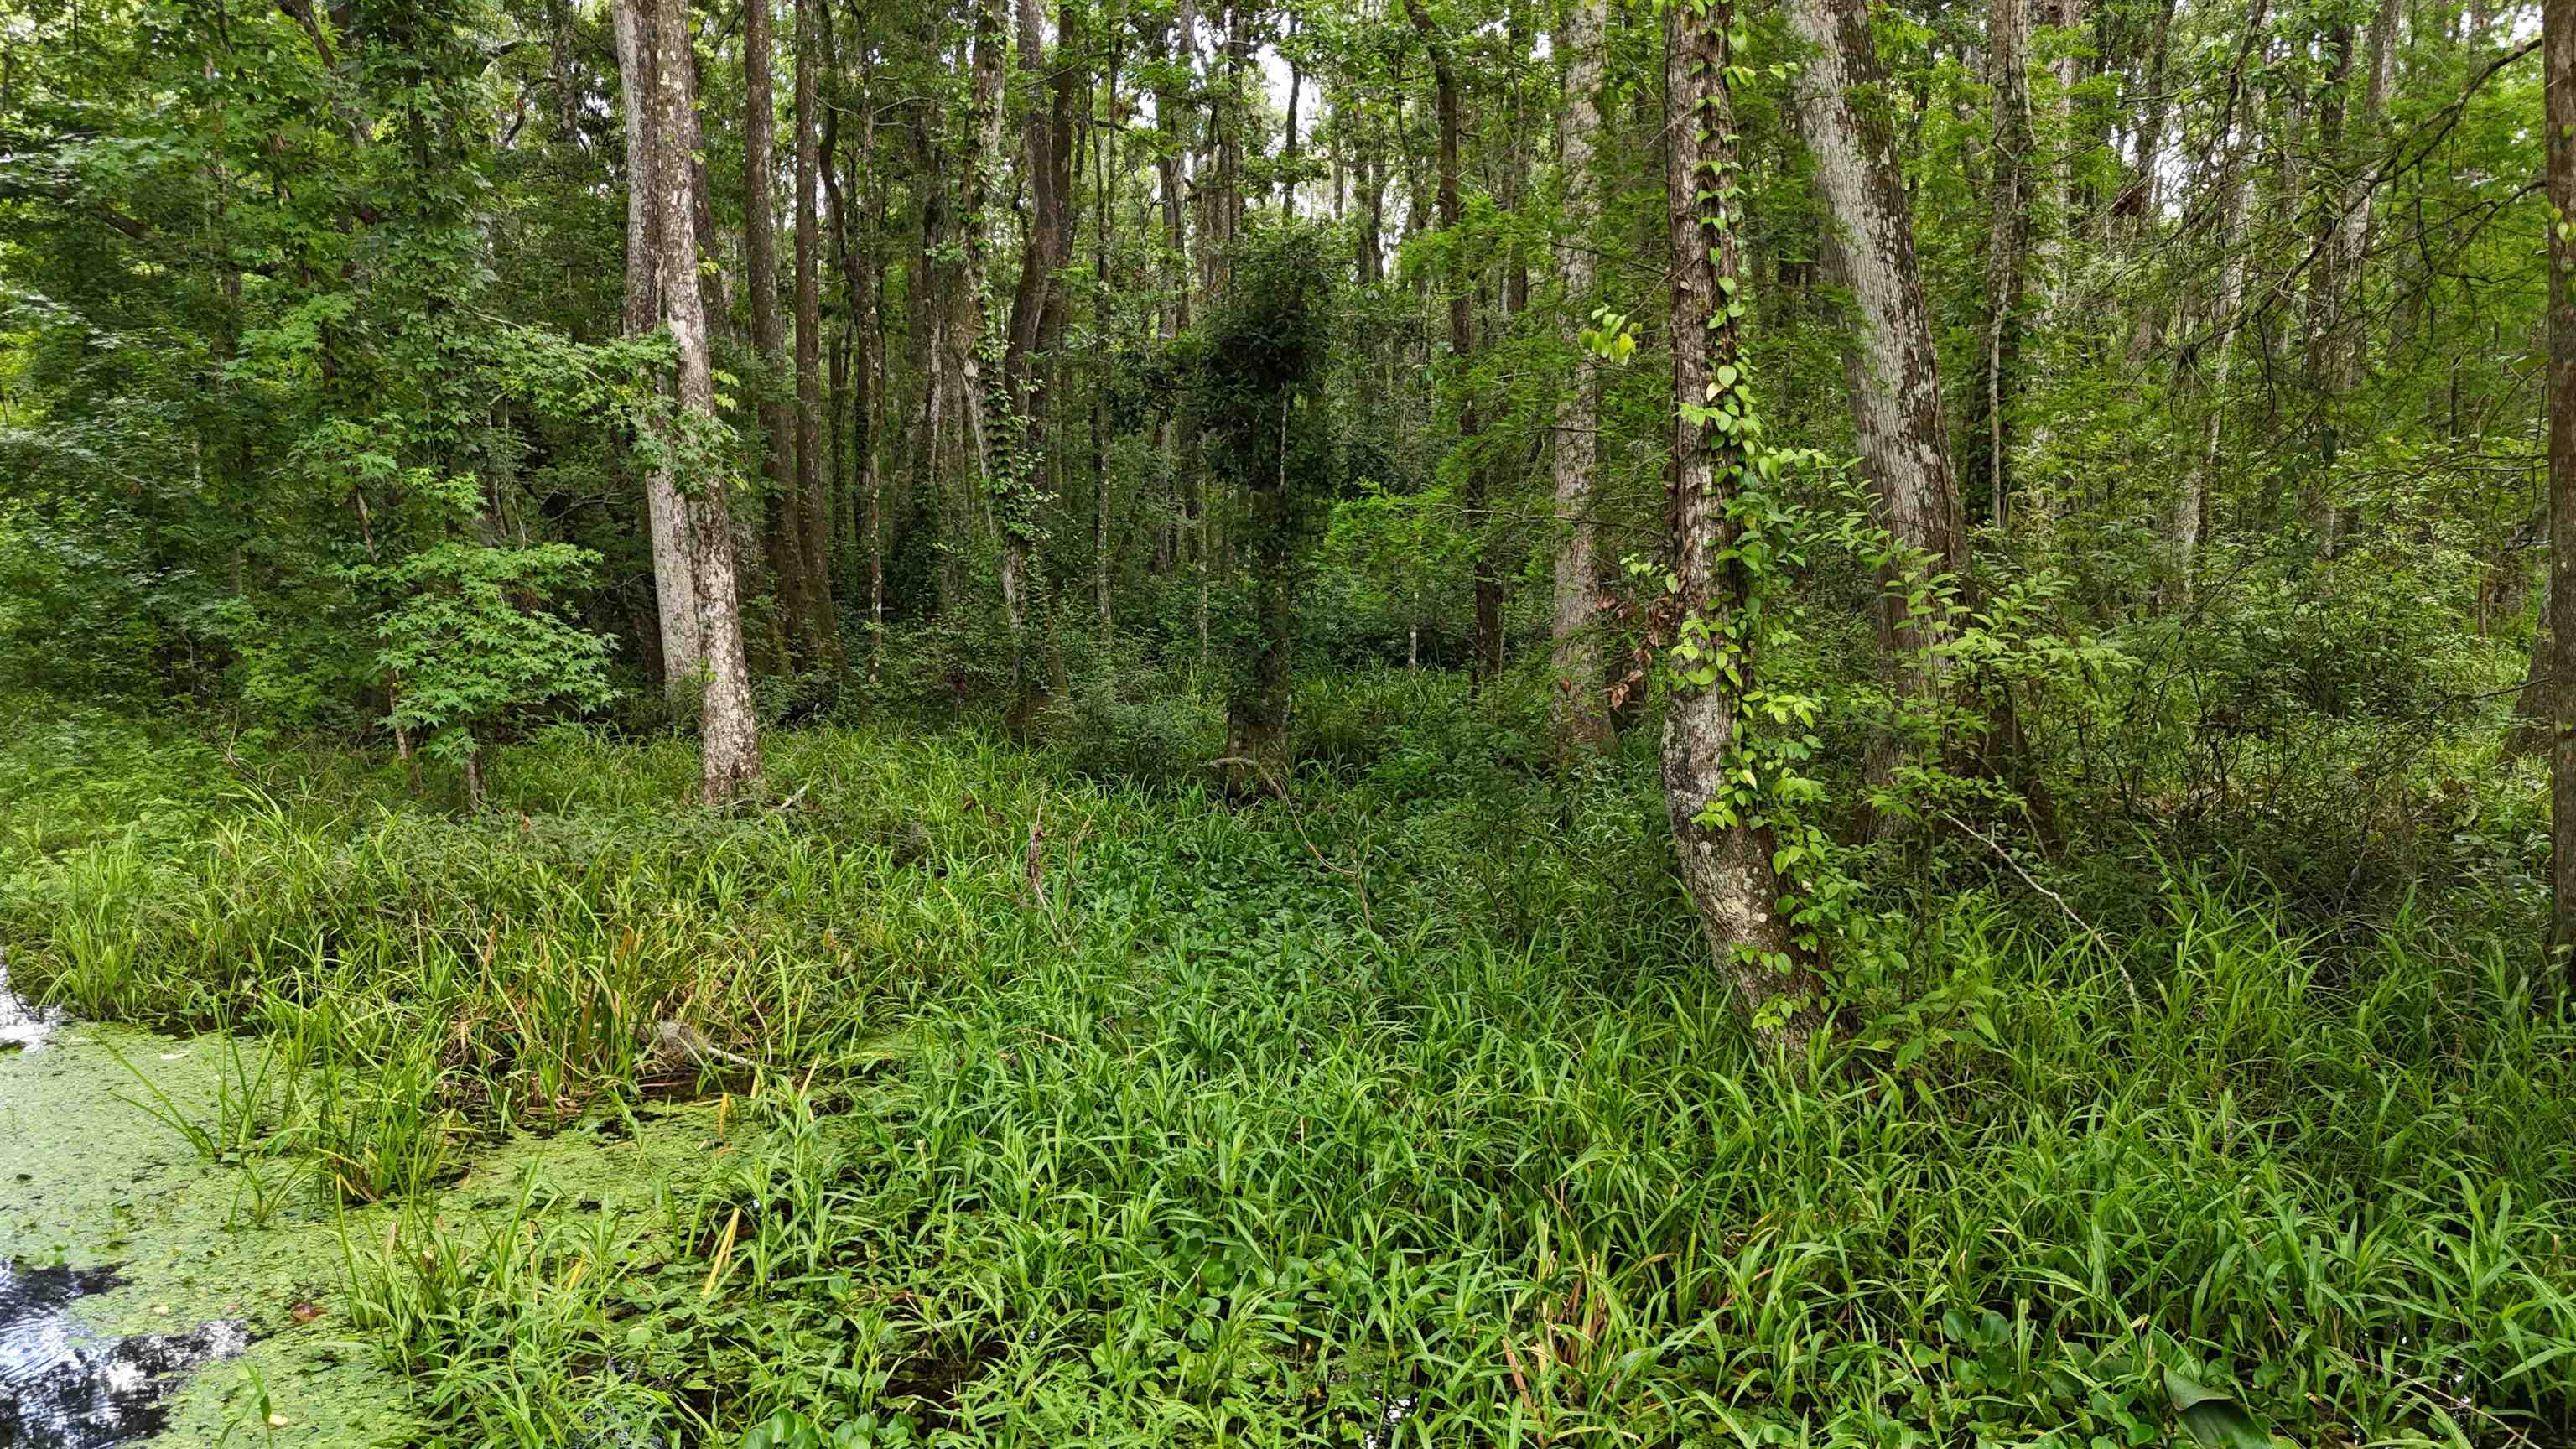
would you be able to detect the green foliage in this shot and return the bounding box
[357,479,616,781]
[3,717,2573,1447]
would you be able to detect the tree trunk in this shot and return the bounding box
[2307,0,2399,556]
[1979,0,2034,529]
[1401,0,1502,681]
[998,0,1075,716]
[2511,573,2552,757]
[1665,0,1827,1050]
[644,0,763,803]
[1093,40,1119,647]
[745,0,813,667]
[1550,0,1614,757]
[1789,0,1970,802]
[793,0,841,669]
[2176,112,2254,604]
[2545,0,2576,969]
[948,0,1009,605]
[2032,0,2085,316]
[615,0,704,703]
[824,60,886,684]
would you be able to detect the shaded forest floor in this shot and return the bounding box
[1,692,2572,1448]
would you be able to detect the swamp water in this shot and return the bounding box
[1,961,724,1446]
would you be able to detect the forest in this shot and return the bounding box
[3,0,2576,1441]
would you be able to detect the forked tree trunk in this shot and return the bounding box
[1665,0,1827,1052]
[1550,0,1615,758]
[1789,0,1970,804]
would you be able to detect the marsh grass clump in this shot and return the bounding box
[1,709,2572,1447]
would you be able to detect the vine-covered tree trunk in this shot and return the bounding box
[1789,0,1967,802]
[1663,0,1826,1050]
[614,0,704,701]
[2546,0,2576,968]
[792,0,840,670]
[998,0,1071,714]
[1550,0,1613,757]
[645,0,762,802]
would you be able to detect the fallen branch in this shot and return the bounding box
[1937,809,2142,1013]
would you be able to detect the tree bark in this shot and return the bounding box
[1665,0,1826,1050]
[948,0,1009,608]
[2511,573,2552,756]
[996,0,1075,713]
[1789,0,1970,801]
[793,0,841,669]
[2032,0,2085,315]
[642,0,763,802]
[2175,110,2254,604]
[1550,0,1614,757]
[615,0,705,701]
[1978,0,2034,529]
[745,0,814,666]
[2545,0,2576,969]
[824,55,886,683]
[1401,0,1502,681]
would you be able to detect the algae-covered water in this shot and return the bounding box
[0,962,725,1446]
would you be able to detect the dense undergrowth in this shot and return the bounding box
[3,684,2573,1449]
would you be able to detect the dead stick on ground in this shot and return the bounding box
[1937,808,2143,1013]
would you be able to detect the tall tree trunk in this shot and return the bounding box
[1356,122,1386,283]
[2118,0,2177,358]
[1665,0,1826,1050]
[1280,20,1303,210]
[2307,0,2399,556]
[825,58,886,683]
[1401,0,1502,680]
[2297,18,2355,553]
[1790,0,1969,782]
[1094,39,1119,647]
[1550,0,1614,757]
[2176,97,2255,603]
[948,0,1009,603]
[1979,0,2034,529]
[997,0,1074,714]
[2032,0,2085,317]
[2545,0,2576,969]
[636,0,763,802]
[793,0,841,669]
[745,0,813,666]
[615,0,704,701]
[2511,573,2552,756]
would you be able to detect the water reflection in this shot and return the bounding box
[0,951,63,1053]
[0,1260,250,1446]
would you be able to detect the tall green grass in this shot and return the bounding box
[1,696,2570,1447]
